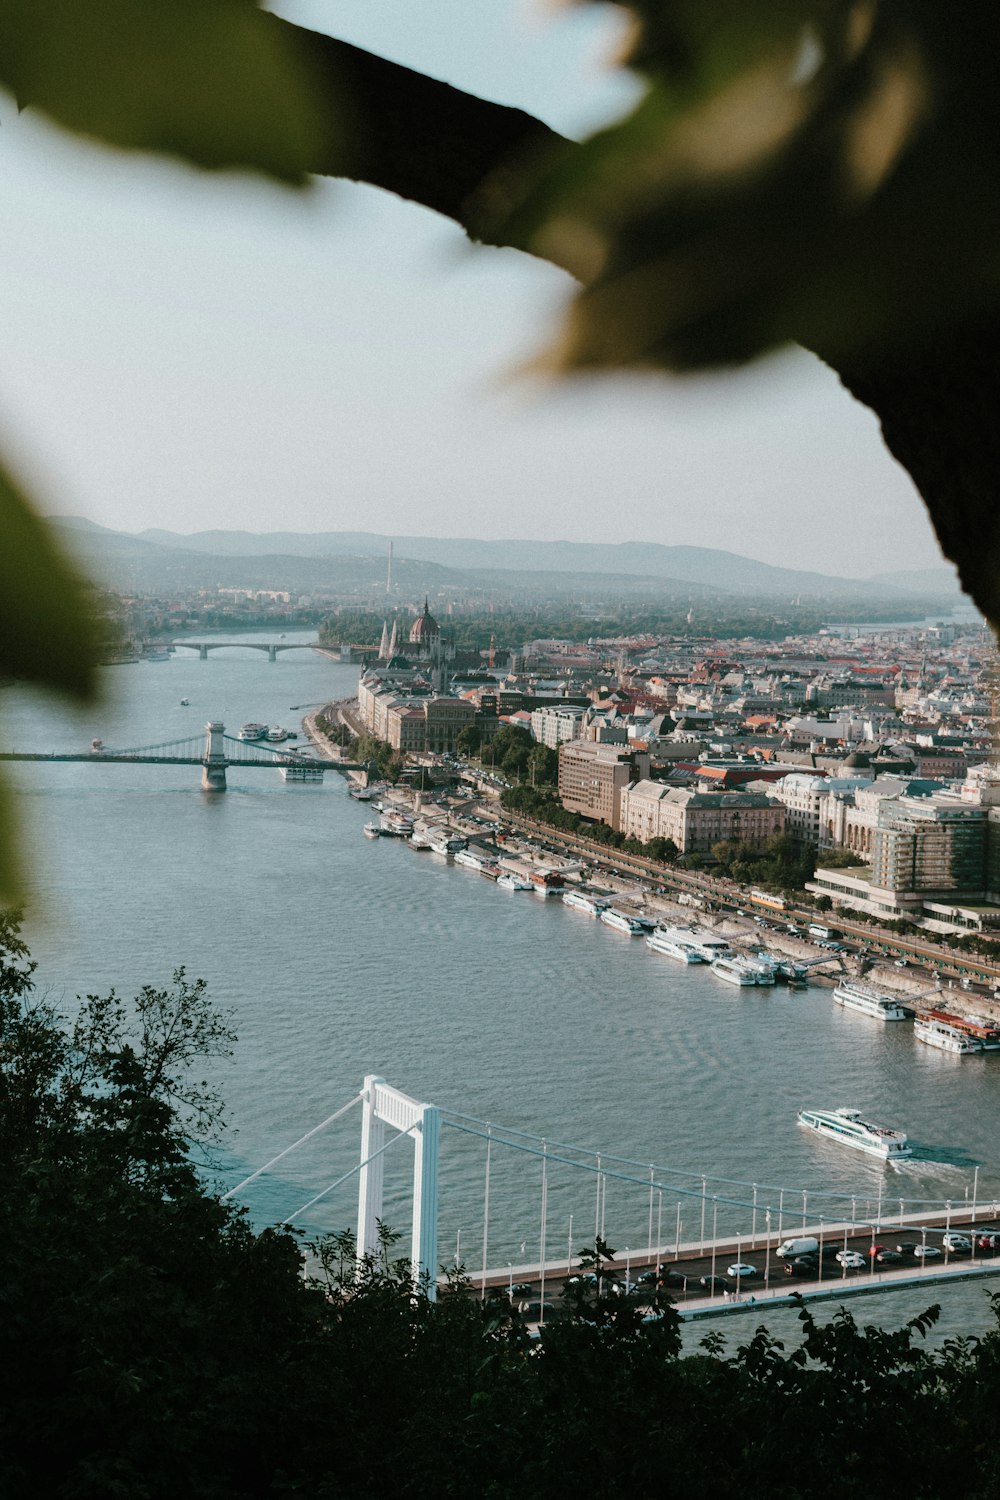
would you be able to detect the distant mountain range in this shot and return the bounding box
[52,517,965,606]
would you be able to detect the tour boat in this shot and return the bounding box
[267,726,289,742]
[280,763,324,782]
[562,891,609,916]
[600,908,644,934]
[380,811,414,837]
[914,1018,983,1054]
[497,873,533,890]
[363,821,380,838]
[239,722,267,741]
[454,849,490,871]
[677,927,732,962]
[924,1009,1000,1049]
[646,928,704,963]
[711,956,760,987]
[833,979,910,1022]
[349,786,373,801]
[798,1107,912,1159]
[428,833,467,856]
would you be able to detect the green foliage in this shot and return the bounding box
[499,3,997,374]
[456,724,483,757]
[0,0,328,183]
[821,847,867,868]
[711,831,815,890]
[7,914,1000,1496]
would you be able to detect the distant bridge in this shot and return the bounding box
[0,721,366,791]
[167,641,321,662]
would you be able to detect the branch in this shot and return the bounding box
[267,14,574,263]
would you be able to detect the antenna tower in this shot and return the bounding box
[386,540,393,594]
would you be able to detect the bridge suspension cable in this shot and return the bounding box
[221,1091,363,1202]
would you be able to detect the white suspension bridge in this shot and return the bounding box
[223,1076,1000,1320]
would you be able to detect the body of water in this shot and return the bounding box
[4,633,1000,1341]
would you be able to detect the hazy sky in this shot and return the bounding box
[0,1,950,578]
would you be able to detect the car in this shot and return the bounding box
[783,1257,819,1279]
[835,1250,866,1270]
[509,1282,533,1299]
[699,1275,729,1292]
[894,958,908,968]
[913,1244,942,1259]
[942,1233,972,1254]
[874,1250,905,1266]
[726,1262,758,1279]
[975,1232,1000,1252]
[867,1243,888,1258]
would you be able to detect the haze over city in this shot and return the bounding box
[0,0,949,579]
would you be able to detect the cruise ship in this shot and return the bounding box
[711,956,762,987]
[238,722,267,741]
[600,908,644,935]
[833,979,910,1022]
[798,1107,912,1160]
[646,927,705,963]
[280,762,324,782]
[380,811,414,837]
[914,1017,983,1054]
[562,891,609,916]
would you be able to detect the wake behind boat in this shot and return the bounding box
[798,1107,912,1159]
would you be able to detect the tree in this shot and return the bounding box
[456,724,483,757]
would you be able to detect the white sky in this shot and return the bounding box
[0,1,946,578]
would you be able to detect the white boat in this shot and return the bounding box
[363,821,381,838]
[711,956,760,987]
[239,722,267,741]
[380,811,414,837]
[677,927,732,962]
[743,953,778,986]
[833,979,910,1022]
[562,891,609,916]
[600,908,644,934]
[646,928,704,962]
[280,763,324,782]
[350,786,374,801]
[497,873,532,890]
[410,828,433,850]
[454,849,488,870]
[914,1018,983,1054]
[428,833,467,856]
[267,726,288,742]
[798,1107,912,1159]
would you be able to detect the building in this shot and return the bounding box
[558,741,650,830]
[619,782,785,853]
[530,703,586,748]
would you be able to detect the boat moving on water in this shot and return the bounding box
[798,1107,912,1159]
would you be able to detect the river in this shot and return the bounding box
[4,632,999,1344]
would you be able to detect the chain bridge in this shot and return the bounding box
[0,722,365,790]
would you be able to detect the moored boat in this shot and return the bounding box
[363,821,380,839]
[600,908,644,934]
[914,1018,983,1054]
[562,891,610,916]
[711,956,759,987]
[239,722,267,741]
[646,928,704,962]
[798,1107,912,1159]
[497,873,532,890]
[833,979,910,1022]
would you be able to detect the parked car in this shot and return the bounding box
[894,958,908,968]
[835,1250,867,1270]
[726,1262,758,1279]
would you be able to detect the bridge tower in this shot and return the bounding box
[201,720,228,791]
[357,1074,440,1299]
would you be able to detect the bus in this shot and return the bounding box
[808,923,841,941]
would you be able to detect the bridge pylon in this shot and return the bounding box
[201,720,228,791]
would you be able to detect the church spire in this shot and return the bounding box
[388,618,398,660]
[378,620,390,660]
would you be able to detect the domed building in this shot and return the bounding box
[409,598,440,650]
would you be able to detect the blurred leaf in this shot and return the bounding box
[499,1,1000,372]
[0,0,329,183]
[0,456,98,700]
